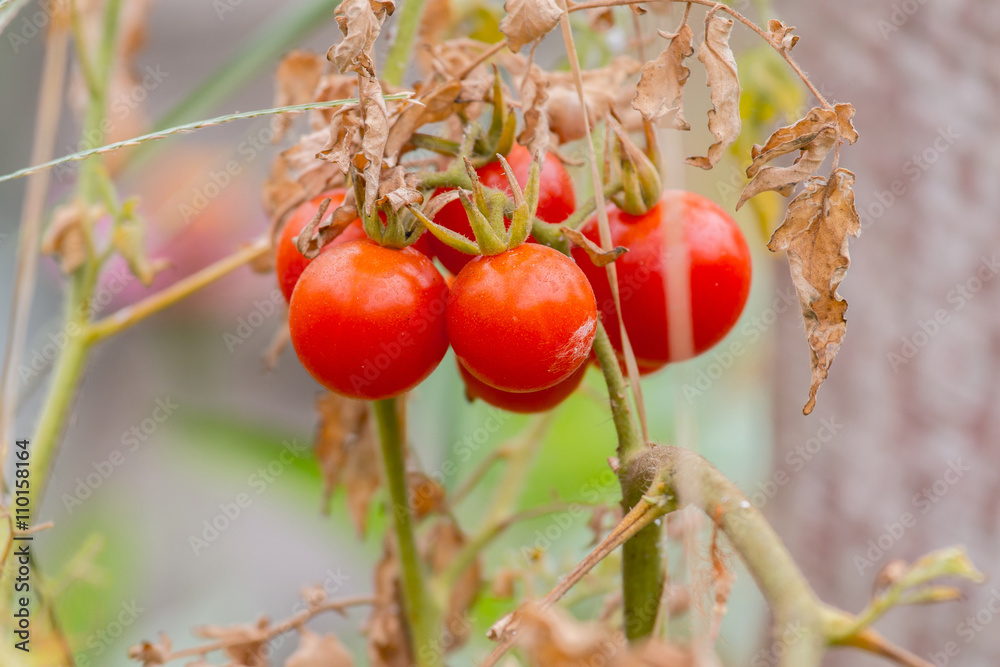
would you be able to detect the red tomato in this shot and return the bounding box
[458,360,587,414]
[275,190,432,302]
[447,244,597,393]
[573,191,752,371]
[288,239,449,400]
[427,144,576,275]
[275,191,364,302]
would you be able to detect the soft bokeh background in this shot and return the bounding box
[0,0,995,665]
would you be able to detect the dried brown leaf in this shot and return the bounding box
[286,629,354,667]
[295,191,360,259]
[41,200,95,274]
[274,51,327,141]
[766,19,799,52]
[589,8,615,32]
[314,392,381,534]
[384,79,464,160]
[407,471,446,520]
[632,24,694,129]
[563,227,627,267]
[767,169,860,415]
[500,0,563,52]
[737,103,858,209]
[127,632,172,666]
[328,0,393,75]
[195,617,269,667]
[517,65,552,157]
[685,14,741,169]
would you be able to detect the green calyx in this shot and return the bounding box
[410,152,542,259]
[607,117,662,216]
[350,164,428,250]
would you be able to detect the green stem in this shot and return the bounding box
[592,320,663,640]
[372,398,440,667]
[382,0,429,87]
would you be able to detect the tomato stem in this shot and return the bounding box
[372,398,442,667]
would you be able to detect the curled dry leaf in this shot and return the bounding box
[384,79,464,161]
[366,542,412,667]
[767,169,861,415]
[737,103,859,209]
[286,628,354,667]
[766,19,799,52]
[295,191,360,259]
[314,392,381,534]
[685,14,741,170]
[589,8,615,32]
[500,0,563,52]
[406,471,447,520]
[562,227,627,268]
[41,200,98,274]
[517,65,552,157]
[127,632,172,667]
[632,24,694,130]
[274,51,327,141]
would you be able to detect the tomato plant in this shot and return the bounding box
[573,191,752,372]
[447,244,597,393]
[288,239,449,400]
[426,144,576,274]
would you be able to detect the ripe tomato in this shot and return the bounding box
[458,361,587,414]
[427,144,576,275]
[447,244,597,393]
[573,191,752,372]
[275,190,363,302]
[288,239,449,400]
[276,190,432,302]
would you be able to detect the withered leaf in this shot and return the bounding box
[632,24,694,129]
[274,51,326,141]
[314,392,381,534]
[384,79,463,160]
[328,0,392,75]
[500,0,563,53]
[41,200,94,274]
[127,632,172,666]
[517,65,552,157]
[295,191,360,260]
[407,471,446,520]
[357,75,391,216]
[286,629,354,667]
[562,227,627,267]
[766,19,799,52]
[589,8,615,32]
[685,14,741,170]
[737,103,859,209]
[195,617,270,667]
[767,169,860,415]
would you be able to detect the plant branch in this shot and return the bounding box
[86,237,270,343]
[373,398,441,667]
[567,0,831,108]
[382,0,428,87]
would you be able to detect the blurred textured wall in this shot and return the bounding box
[770,1,1000,664]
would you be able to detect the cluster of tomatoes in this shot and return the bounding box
[277,146,752,413]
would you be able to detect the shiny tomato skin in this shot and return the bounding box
[428,144,576,275]
[458,360,587,414]
[275,190,364,302]
[447,244,597,393]
[573,191,752,371]
[288,239,449,400]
